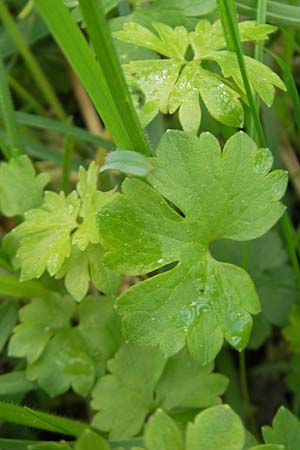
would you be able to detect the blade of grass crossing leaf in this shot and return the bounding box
[250,0,267,138]
[78,0,151,155]
[35,0,150,155]
[0,274,49,298]
[0,1,66,121]
[62,117,75,193]
[0,47,23,158]
[218,0,267,148]
[0,401,87,437]
[13,111,115,149]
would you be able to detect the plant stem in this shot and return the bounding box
[0,1,67,121]
[62,117,75,194]
[239,351,260,440]
[0,47,23,158]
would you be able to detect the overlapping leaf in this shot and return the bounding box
[91,345,227,438]
[0,155,49,217]
[98,130,287,364]
[138,406,283,450]
[114,19,285,131]
[262,407,300,450]
[12,162,119,301]
[8,295,122,396]
[212,229,299,348]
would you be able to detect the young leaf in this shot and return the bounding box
[114,19,284,131]
[186,404,245,450]
[91,345,227,439]
[9,295,121,396]
[98,130,287,364]
[91,344,166,439]
[0,155,49,217]
[262,406,300,450]
[12,162,119,301]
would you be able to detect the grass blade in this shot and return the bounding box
[78,0,150,155]
[0,273,49,299]
[0,47,23,158]
[236,0,300,28]
[0,401,87,437]
[0,1,66,121]
[62,117,75,193]
[35,0,150,155]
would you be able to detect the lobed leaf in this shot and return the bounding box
[98,130,287,363]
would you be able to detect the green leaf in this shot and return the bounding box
[13,162,118,301]
[13,190,80,280]
[248,445,283,450]
[262,406,300,450]
[212,229,299,331]
[114,19,284,130]
[9,295,121,396]
[75,429,109,450]
[91,344,166,439]
[186,405,245,450]
[0,155,49,217]
[27,328,95,397]
[144,409,183,450]
[98,130,287,363]
[156,347,228,410]
[101,150,153,177]
[8,294,75,364]
[30,442,71,450]
[91,344,227,439]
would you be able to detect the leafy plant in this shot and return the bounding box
[0,0,299,448]
[114,19,285,132]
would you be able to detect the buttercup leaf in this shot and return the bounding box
[91,345,227,438]
[98,130,287,363]
[12,162,118,301]
[114,19,284,130]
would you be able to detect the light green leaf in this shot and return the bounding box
[186,405,245,450]
[248,445,284,450]
[115,19,283,130]
[98,130,287,363]
[262,406,300,450]
[144,409,183,450]
[56,244,120,302]
[75,429,109,450]
[12,162,118,300]
[27,329,95,397]
[156,347,228,410]
[207,51,286,107]
[0,155,49,217]
[13,191,80,280]
[91,344,166,439]
[8,294,75,364]
[0,371,36,396]
[101,150,153,177]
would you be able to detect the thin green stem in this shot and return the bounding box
[8,75,46,115]
[239,351,260,440]
[281,213,300,290]
[0,47,23,157]
[0,1,67,121]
